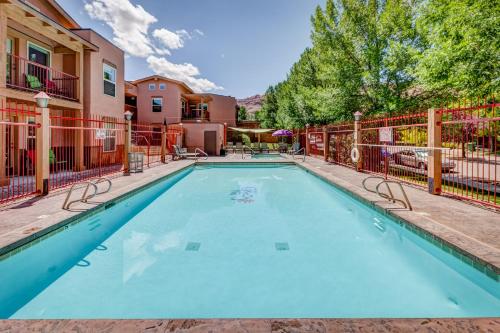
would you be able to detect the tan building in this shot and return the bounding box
[127,75,237,155]
[0,0,125,185]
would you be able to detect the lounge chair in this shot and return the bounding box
[260,143,270,153]
[173,145,199,160]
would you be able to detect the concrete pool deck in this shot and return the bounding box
[0,155,499,332]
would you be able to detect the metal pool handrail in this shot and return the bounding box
[242,146,256,159]
[62,177,113,210]
[292,148,306,162]
[195,148,209,160]
[362,176,413,210]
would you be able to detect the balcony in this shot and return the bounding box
[6,53,79,102]
[182,109,210,122]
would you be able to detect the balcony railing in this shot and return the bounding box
[6,53,79,101]
[182,109,210,121]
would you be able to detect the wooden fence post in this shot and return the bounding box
[161,124,167,163]
[354,113,363,171]
[305,124,310,156]
[428,108,442,195]
[123,118,131,175]
[35,106,50,195]
[323,126,329,161]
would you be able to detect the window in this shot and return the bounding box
[152,97,163,112]
[148,83,156,91]
[159,83,166,90]
[103,118,116,152]
[103,63,116,97]
[181,99,187,116]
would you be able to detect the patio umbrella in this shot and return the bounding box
[272,129,293,137]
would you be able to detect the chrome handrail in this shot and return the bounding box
[241,145,256,159]
[62,177,113,210]
[194,148,208,160]
[62,182,98,210]
[292,148,306,162]
[376,181,413,210]
[362,176,412,210]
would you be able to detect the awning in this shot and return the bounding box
[228,127,275,134]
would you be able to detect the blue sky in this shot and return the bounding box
[57,0,323,98]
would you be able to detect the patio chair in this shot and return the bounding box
[278,143,288,153]
[288,142,301,154]
[260,143,270,153]
[250,142,260,152]
[173,145,199,160]
[234,142,244,154]
[226,141,235,153]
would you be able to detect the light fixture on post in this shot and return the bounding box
[124,110,133,121]
[353,111,363,122]
[34,92,51,108]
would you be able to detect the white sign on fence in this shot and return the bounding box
[379,127,393,142]
[95,129,107,140]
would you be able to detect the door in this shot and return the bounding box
[204,131,217,156]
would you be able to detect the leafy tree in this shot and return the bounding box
[257,86,279,128]
[237,106,248,122]
[415,0,500,97]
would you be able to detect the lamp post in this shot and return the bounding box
[34,92,51,195]
[123,111,133,175]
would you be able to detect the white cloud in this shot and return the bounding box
[147,56,223,92]
[85,0,157,58]
[85,0,220,92]
[153,28,190,50]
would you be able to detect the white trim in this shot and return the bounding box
[103,63,117,98]
[27,41,52,67]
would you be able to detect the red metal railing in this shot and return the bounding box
[6,53,79,101]
[131,123,163,168]
[0,101,39,203]
[321,97,499,209]
[440,97,499,207]
[49,114,125,190]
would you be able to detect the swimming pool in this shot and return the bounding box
[0,164,498,319]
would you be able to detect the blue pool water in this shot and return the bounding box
[0,164,498,319]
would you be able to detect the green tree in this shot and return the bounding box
[257,86,279,128]
[237,106,248,122]
[415,0,500,97]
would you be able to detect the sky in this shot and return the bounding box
[57,0,323,98]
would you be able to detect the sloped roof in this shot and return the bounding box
[130,75,194,93]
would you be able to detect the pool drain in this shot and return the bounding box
[275,242,290,251]
[185,242,201,251]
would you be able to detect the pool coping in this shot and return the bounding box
[0,318,499,332]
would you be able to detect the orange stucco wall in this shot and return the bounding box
[182,123,224,155]
[73,29,125,120]
[135,78,191,124]
[205,94,237,126]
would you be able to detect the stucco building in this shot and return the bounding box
[126,75,237,155]
[0,0,125,185]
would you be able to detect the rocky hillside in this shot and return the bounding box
[237,95,263,115]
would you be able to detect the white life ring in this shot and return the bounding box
[351,147,360,162]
